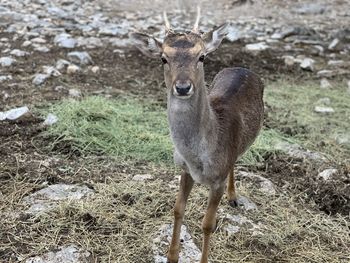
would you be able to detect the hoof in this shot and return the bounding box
[228,199,238,208]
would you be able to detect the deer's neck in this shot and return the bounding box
[167,83,218,155]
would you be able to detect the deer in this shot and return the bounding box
[129,7,264,263]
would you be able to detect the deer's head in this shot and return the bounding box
[130,8,229,100]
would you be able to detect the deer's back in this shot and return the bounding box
[209,67,264,161]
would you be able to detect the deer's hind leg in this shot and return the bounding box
[226,167,238,207]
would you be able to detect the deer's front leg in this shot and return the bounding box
[167,171,194,263]
[200,184,225,263]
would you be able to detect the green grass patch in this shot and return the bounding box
[265,80,350,160]
[43,96,292,165]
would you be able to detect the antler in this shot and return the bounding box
[192,6,201,34]
[163,11,173,35]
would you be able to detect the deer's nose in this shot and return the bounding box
[175,81,192,96]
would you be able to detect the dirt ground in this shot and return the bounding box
[1,0,350,262]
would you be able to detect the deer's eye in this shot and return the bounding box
[161,57,168,64]
[198,55,205,62]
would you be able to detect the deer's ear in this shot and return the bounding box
[203,23,230,54]
[129,32,163,58]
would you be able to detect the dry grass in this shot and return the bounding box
[1,168,349,262]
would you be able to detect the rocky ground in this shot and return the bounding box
[0,0,349,262]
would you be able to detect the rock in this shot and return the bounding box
[153,224,201,263]
[43,66,61,77]
[22,40,31,47]
[43,113,58,126]
[245,42,269,52]
[224,213,261,236]
[334,133,350,146]
[316,97,331,105]
[25,245,91,263]
[33,74,50,85]
[132,174,154,181]
[10,49,29,57]
[33,45,50,53]
[238,171,276,195]
[328,38,341,51]
[0,75,12,82]
[99,23,128,37]
[347,80,350,93]
[54,33,77,48]
[300,58,315,71]
[56,59,71,70]
[317,69,343,78]
[236,196,257,211]
[320,79,332,89]
[314,106,334,114]
[226,25,241,42]
[0,106,30,121]
[31,37,46,44]
[91,66,100,74]
[67,51,93,65]
[0,56,16,67]
[318,168,338,181]
[67,64,81,74]
[23,184,94,214]
[293,3,326,15]
[274,142,326,161]
[283,55,296,66]
[77,37,103,48]
[327,60,348,67]
[68,88,81,97]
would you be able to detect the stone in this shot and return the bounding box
[31,37,46,44]
[226,25,241,42]
[245,42,268,52]
[153,224,201,263]
[0,56,16,67]
[99,24,128,37]
[320,79,332,89]
[43,113,58,126]
[23,184,94,214]
[328,38,340,51]
[334,133,350,146]
[327,60,348,67]
[77,37,103,48]
[67,65,81,74]
[54,33,77,48]
[132,174,154,181]
[317,70,339,78]
[56,59,71,70]
[314,106,334,114]
[238,171,276,195]
[33,74,50,85]
[33,45,50,53]
[68,88,81,97]
[300,58,315,71]
[236,196,257,211]
[318,168,338,181]
[67,51,93,65]
[293,3,326,15]
[43,66,61,77]
[0,75,12,82]
[91,66,100,74]
[22,40,32,47]
[347,80,350,93]
[283,55,296,66]
[0,106,29,121]
[274,142,326,161]
[25,245,91,263]
[10,49,29,57]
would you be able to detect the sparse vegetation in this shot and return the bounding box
[265,80,350,161]
[42,96,294,166]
